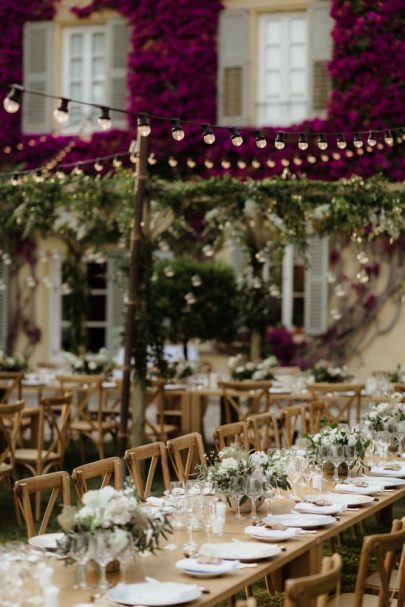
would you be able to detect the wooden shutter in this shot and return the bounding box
[106,254,125,358]
[0,264,8,350]
[307,1,333,116]
[217,9,249,126]
[22,21,53,134]
[105,18,130,129]
[304,237,329,335]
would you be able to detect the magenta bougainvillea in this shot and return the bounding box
[0,0,404,180]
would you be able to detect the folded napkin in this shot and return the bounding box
[146,496,165,507]
[295,502,345,515]
[335,482,384,494]
[244,525,300,539]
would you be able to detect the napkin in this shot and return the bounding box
[146,496,165,507]
[295,502,345,514]
[244,525,300,538]
[335,482,384,494]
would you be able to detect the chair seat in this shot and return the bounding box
[15,448,59,462]
[71,420,117,432]
[366,569,399,593]
[329,593,397,606]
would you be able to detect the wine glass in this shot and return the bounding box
[182,497,200,557]
[114,532,134,584]
[374,431,390,462]
[330,445,345,483]
[343,445,356,478]
[245,475,263,521]
[91,531,115,593]
[263,471,277,515]
[229,477,246,520]
[199,500,216,542]
[70,532,91,590]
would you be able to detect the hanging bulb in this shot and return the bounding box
[384,130,394,146]
[54,98,69,124]
[400,128,405,141]
[147,153,157,165]
[274,132,286,150]
[317,133,328,150]
[97,107,111,130]
[367,131,377,147]
[186,158,196,168]
[298,133,309,150]
[204,158,214,169]
[237,159,247,169]
[353,132,363,148]
[202,124,215,145]
[171,119,185,141]
[336,133,347,149]
[168,156,178,167]
[10,173,20,186]
[113,157,122,168]
[94,159,103,172]
[137,113,151,137]
[230,127,243,146]
[255,130,267,149]
[3,85,23,113]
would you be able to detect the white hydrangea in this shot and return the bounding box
[250,451,267,466]
[218,457,239,474]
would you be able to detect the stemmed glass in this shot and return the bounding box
[343,445,356,479]
[199,500,216,542]
[230,477,246,520]
[374,431,390,462]
[263,471,277,515]
[182,497,200,557]
[91,531,115,593]
[330,445,345,483]
[115,532,135,584]
[245,475,263,521]
[70,532,91,590]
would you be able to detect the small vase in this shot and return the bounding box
[228,495,265,514]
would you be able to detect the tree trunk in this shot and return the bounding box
[250,330,261,360]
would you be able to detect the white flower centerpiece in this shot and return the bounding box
[165,355,197,381]
[62,348,115,375]
[0,349,28,372]
[387,364,405,385]
[309,360,351,383]
[227,354,278,381]
[363,393,405,432]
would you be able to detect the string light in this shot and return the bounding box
[94,159,103,172]
[298,133,309,150]
[168,156,178,167]
[255,130,267,149]
[186,158,196,168]
[237,159,247,169]
[138,113,151,137]
[275,132,286,150]
[367,131,377,147]
[97,107,111,131]
[202,124,215,145]
[251,159,261,169]
[317,133,328,150]
[353,132,363,148]
[171,119,185,141]
[54,98,69,124]
[221,159,231,169]
[230,127,243,147]
[3,85,22,113]
[336,133,347,149]
[204,159,214,169]
[384,130,394,146]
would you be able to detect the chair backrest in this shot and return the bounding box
[213,421,249,451]
[281,405,306,447]
[56,374,104,423]
[125,442,170,498]
[14,470,71,538]
[72,456,123,501]
[305,400,329,435]
[284,553,342,607]
[247,412,281,450]
[0,400,24,471]
[0,372,23,401]
[394,383,405,393]
[219,380,272,424]
[37,394,73,462]
[167,432,207,481]
[306,383,364,424]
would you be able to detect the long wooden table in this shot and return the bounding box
[47,482,405,607]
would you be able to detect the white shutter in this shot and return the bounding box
[106,254,125,357]
[22,21,53,134]
[105,18,130,129]
[304,237,329,335]
[307,1,333,116]
[228,238,246,277]
[217,9,249,126]
[48,257,62,359]
[0,264,8,350]
[282,245,294,329]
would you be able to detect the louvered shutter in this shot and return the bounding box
[22,21,53,134]
[105,18,130,129]
[0,264,8,350]
[106,254,125,357]
[217,9,249,126]
[307,1,333,116]
[304,237,329,335]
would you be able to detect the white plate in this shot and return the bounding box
[28,532,65,550]
[175,558,239,578]
[294,502,344,515]
[244,525,300,542]
[361,475,405,488]
[335,482,383,495]
[370,465,405,478]
[107,582,201,606]
[305,493,374,507]
[199,541,281,561]
[164,384,187,391]
[264,513,336,528]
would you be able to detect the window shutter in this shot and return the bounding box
[22,21,53,134]
[304,237,329,335]
[105,18,130,129]
[307,1,333,116]
[217,9,249,126]
[0,264,8,350]
[106,254,125,358]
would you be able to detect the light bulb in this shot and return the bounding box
[3,86,22,113]
[237,160,247,169]
[275,132,286,150]
[94,159,103,172]
[336,133,347,149]
[230,127,243,146]
[137,113,151,137]
[97,107,111,130]
[298,133,309,150]
[204,159,214,169]
[384,130,394,146]
[168,156,178,167]
[186,158,196,168]
[202,124,215,145]
[54,98,69,124]
[255,130,267,148]
[317,133,328,150]
[353,132,363,148]
[367,131,377,147]
[171,119,185,141]
[147,153,157,165]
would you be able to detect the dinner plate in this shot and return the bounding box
[370,465,405,478]
[28,532,65,550]
[164,384,187,391]
[244,525,300,542]
[264,513,336,528]
[294,502,345,515]
[107,582,201,606]
[335,482,383,495]
[199,541,281,561]
[352,475,405,488]
[305,493,374,507]
[175,558,239,578]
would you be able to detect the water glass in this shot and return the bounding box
[91,531,115,592]
[70,533,91,590]
[229,477,246,520]
[343,445,356,478]
[330,445,345,482]
[245,475,263,521]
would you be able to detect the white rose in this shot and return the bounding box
[218,457,239,473]
[250,451,267,466]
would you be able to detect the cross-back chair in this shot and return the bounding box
[0,401,24,513]
[247,412,281,450]
[0,371,23,400]
[307,383,364,425]
[125,442,170,498]
[284,553,342,607]
[72,456,123,502]
[14,470,71,538]
[145,378,179,442]
[167,432,207,482]
[213,421,250,451]
[218,380,272,424]
[305,400,330,435]
[281,405,307,447]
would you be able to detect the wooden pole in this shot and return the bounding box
[117,131,148,457]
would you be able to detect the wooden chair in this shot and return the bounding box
[281,405,307,447]
[57,374,117,459]
[219,380,273,424]
[328,518,405,607]
[213,421,250,451]
[247,412,281,450]
[72,456,123,501]
[0,401,24,515]
[14,470,71,538]
[0,371,24,400]
[394,384,405,393]
[305,400,329,434]
[284,553,342,607]
[307,383,364,424]
[167,432,207,482]
[145,378,179,442]
[125,442,170,498]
